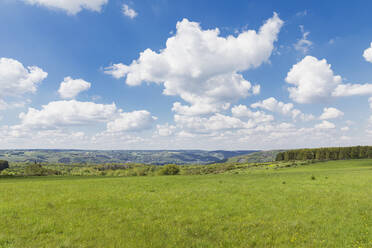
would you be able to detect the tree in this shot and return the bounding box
[0,160,9,171]
[276,153,284,161]
[24,163,60,176]
[275,146,372,162]
[159,164,180,175]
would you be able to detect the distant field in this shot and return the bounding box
[1,160,372,247]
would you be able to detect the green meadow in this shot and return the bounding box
[1,159,372,247]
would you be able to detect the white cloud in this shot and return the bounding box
[156,123,176,137]
[252,85,261,95]
[174,113,254,134]
[172,101,226,116]
[251,97,314,121]
[319,107,344,120]
[18,100,117,129]
[106,110,156,132]
[287,56,372,103]
[315,120,336,129]
[294,25,312,54]
[369,97,372,109]
[0,100,28,111]
[0,57,47,98]
[251,97,293,115]
[295,10,307,17]
[104,63,127,79]
[231,105,274,123]
[286,56,342,103]
[16,100,156,133]
[122,4,137,19]
[332,83,372,97]
[105,13,283,115]
[341,126,349,131]
[363,42,372,63]
[58,77,91,99]
[24,0,108,15]
[0,58,47,111]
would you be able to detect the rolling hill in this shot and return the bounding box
[0,149,259,165]
[227,150,285,163]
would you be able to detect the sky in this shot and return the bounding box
[1,0,372,150]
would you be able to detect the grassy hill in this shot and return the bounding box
[1,159,372,247]
[0,149,258,165]
[227,150,284,163]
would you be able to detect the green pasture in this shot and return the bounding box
[1,159,372,247]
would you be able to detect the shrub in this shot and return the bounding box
[159,164,180,175]
[0,169,15,176]
[24,163,61,176]
[311,175,316,180]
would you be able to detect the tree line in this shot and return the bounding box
[276,146,372,161]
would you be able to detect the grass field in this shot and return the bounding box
[1,160,372,247]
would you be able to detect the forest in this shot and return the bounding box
[275,146,372,161]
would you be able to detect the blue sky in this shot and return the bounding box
[1,0,372,150]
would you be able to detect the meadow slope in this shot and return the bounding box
[1,160,372,247]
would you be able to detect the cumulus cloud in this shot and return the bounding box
[363,42,372,63]
[18,100,117,129]
[332,83,372,97]
[122,4,137,19]
[0,57,47,110]
[0,57,47,98]
[315,120,336,129]
[105,13,283,115]
[252,85,261,95]
[369,97,372,109]
[286,56,342,103]
[251,97,293,115]
[174,113,255,134]
[251,97,314,121]
[231,105,274,123]
[106,110,156,132]
[15,99,157,134]
[319,107,344,120]
[171,101,226,116]
[24,0,108,15]
[286,56,372,104]
[294,25,312,54]
[58,77,91,99]
[156,123,176,137]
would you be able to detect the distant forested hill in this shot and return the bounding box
[0,150,259,165]
[227,150,284,163]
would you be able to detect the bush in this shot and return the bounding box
[24,163,60,176]
[159,164,180,175]
[0,160,9,171]
[0,169,16,176]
